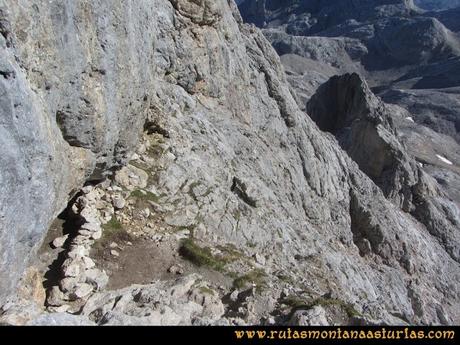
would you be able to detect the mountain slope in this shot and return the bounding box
[0,0,459,325]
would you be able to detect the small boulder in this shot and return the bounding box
[52,234,69,249]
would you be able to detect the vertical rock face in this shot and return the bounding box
[0,0,459,325]
[0,0,162,303]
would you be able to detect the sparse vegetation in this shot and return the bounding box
[179,238,228,272]
[102,216,123,233]
[283,296,361,318]
[232,268,267,291]
[93,216,132,252]
[216,243,246,262]
[130,189,162,203]
[198,286,216,296]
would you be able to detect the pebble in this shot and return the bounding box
[109,242,119,249]
[111,250,120,257]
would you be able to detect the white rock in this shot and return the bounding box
[436,154,453,165]
[81,186,94,194]
[91,230,102,240]
[405,116,415,123]
[109,242,118,249]
[165,152,176,161]
[230,290,239,302]
[254,253,266,266]
[73,283,94,299]
[168,265,184,275]
[141,208,151,218]
[67,245,89,259]
[62,260,81,278]
[78,229,92,237]
[52,234,69,248]
[112,196,126,209]
[81,222,101,232]
[111,250,120,257]
[82,256,96,270]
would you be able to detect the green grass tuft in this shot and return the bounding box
[130,189,162,203]
[283,296,361,318]
[179,239,227,272]
[233,269,267,291]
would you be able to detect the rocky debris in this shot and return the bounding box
[80,274,224,325]
[114,165,149,191]
[45,188,111,313]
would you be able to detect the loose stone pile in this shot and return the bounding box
[46,187,111,313]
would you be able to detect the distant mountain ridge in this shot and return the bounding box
[415,0,460,10]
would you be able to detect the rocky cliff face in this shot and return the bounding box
[307,73,460,263]
[0,0,160,303]
[239,0,460,255]
[0,0,459,325]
